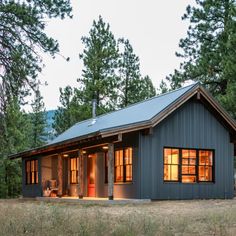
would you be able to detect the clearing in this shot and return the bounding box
[0,198,236,235]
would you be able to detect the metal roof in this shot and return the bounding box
[50,82,198,145]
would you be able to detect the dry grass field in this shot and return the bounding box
[1,198,236,236]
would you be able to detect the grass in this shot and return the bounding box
[1,198,236,235]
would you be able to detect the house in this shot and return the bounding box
[10,82,236,200]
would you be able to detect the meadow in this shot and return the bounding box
[1,198,236,235]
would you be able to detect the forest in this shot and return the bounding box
[0,0,235,198]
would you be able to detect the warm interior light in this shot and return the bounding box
[82,150,86,154]
[63,154,69,157]
[102,146,108,150]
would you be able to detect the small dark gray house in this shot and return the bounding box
[11,83,236,200]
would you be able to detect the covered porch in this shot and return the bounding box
[41,145,115,199]
[38,132,138,200]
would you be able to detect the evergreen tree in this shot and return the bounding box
[30,89,47,148]
[166,0,236,118]
[0,0,72,106]
[53,86,90,135]
[158,79,169,94]
[137,75,156,100]
[0,0,72,197]
[0,98,31,198]
[117,39,156,107]
[78,16,119,111]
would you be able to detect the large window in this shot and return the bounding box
[164,148,214,183]
[181,149,197,183]
[70,157,78,184]
[164,148,179,181]
[115,147,133,183]
[25,160,38,185]
[199,150,213,182]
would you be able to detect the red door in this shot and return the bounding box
[87,154,96,197]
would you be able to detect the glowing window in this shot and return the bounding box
[25,160,38,185]
[70,157,78,184]
[163,148,214,183]
[164,148,179,181]
[115,148,132,183]
[198,150,213,182]
[181,149,196,183]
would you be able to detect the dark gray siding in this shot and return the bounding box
[22,156,42,197]
[140,100,234,199]
[95,132,140,199]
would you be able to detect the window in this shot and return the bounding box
[164,148,179,181]
[163,148,214,183]
[181,149,196,183]
[70,157,78,184]
[198,150,213,182]
[115,147,133,183]
[25,160,38,184]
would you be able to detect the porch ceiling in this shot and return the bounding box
[9,134,120,159]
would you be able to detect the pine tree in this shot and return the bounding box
[0,97,31,198]
[117,38,156,107]
[0,0,72,107]
[158,79,169,94]
[30,89,47,148]
[52,86,90,135]
[78,16,119,111]
[0,1,72,197]
[166,0,236,118]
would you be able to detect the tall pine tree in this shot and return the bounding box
[53,86,90,135]
[118,39,156,108]
[30,89,47,148]
[166,0,236,118]
[78,16,119,111]
[0,97,31,198]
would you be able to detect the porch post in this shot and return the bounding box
[78,150,84,199]
[57,154,63,197]
[108,143,114,200]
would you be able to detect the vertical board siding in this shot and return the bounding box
[140,100,234,200]
[22,156,42,197]
[96,132,140,199]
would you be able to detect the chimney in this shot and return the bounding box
[89,99,96,126]
[92,99,96,120]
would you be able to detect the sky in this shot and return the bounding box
[38,0,195,111]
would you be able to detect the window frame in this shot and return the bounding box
[163,147,214,183]
[25,159,39,185]
[163,148,180,182]
[104,147,134,184]
[70,157,78,184]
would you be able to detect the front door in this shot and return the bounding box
[87,154,96,197]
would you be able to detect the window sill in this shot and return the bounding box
[163,181,215,184]
[104,182,133,185]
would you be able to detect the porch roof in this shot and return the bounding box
[9,82,236,159]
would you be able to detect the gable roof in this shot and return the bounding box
[50,82,198,145]
[10,82,236,159]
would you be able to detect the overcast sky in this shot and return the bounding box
[38,0,195,110]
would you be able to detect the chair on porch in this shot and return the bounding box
[43,179,58,197]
